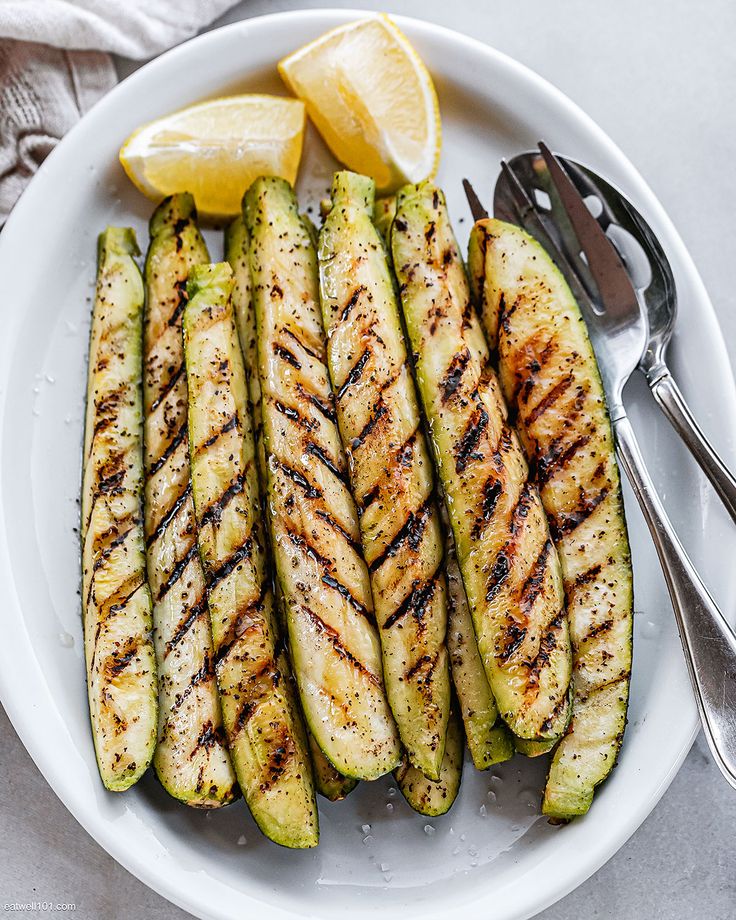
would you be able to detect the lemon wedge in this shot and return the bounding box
[279,15,441,193]
[119,95,306,218]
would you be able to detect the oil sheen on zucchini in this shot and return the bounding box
[183,262,318,847]
[319,172,451,780]
[225,210,357,803]
[468,218,633,819]
[81,227,158,791]
[391,182,573,742]
[244,177,401,781]
[143,194,237,807]
[395,709,463,816]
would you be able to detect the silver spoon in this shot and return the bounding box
[493,149,736,524]
[467,145,736,790]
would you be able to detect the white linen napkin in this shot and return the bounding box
[0,0,240,223]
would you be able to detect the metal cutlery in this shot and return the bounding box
[464,144,736,789]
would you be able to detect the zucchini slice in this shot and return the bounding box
[225,210,357,802]
[391,182,573,742]
[468,218,633,819]
[319,171,451,780]
[143,194,237,807]
[395,710,463,816]
[244,176,401,781]
[445,518,514,769]
[183,262,318,848]
[81,227,158,791]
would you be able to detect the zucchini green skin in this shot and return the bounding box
[391,182,572,742]
[468,218,633,818]
[143,195,237,807]
[395,709,463,816]
[373,195,397,242]
[444,517,514,770]
[225,210,357,803]
[514,736,556,758]
[319,171,451,781]
[183,263,318,848]
[81,227,158,791]
[244,176,401,781]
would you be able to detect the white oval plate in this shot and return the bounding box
[1,9,734,920]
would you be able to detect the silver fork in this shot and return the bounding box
[464,145,736,790]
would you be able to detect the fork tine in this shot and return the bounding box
[499,160,537,221]
[462,178,489,221]
[537,141,640,320]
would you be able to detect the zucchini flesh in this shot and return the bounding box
[244,176,401,781]
[183,263,318,848]
[391,182,572,742]
[395,710,463,816]
[225,211,357,802]
[319,171,451,780]
[143,194,237,807]
[81,227,158,791]
[468,218,633,818]
[445,518,514,769]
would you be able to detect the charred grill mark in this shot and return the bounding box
[273,342,301,369]
[536,434,591,487]
[368,495,434,572]
[285,527,333,569]
[472,476,503,538]
[146,482,191,547]
[337,348,371,401]
[206,540,253,593]
[275,400,317,431]
[340,284,367,323]
[157,543,198,602]
[314,509,363,556]
[525,374,574,426]
[519,540,553,613]
[509,481,534,537]
[498,622,527,663]
[150,363,184,413]
[104,639,141,679]
[93,522,136,570]
[526,612,563,683]
[549,487,609,541]
[283,327,323,362]
[575,562,603,586]
[94,381,127,418]
[261,730,296,789]
[486,552,510,602]
[215,583,268,665]
[191,720,225,756]
[395,427,418,467]
[539,691,568,735]
[303,606,380,686]
[350,399,388,451]
[383,565,442,630]
[440,348,471,403]
[305,441,348,484]
[297,384,337,424]
[148,422,188,477]
[167,279,188,327]
[195,413,238,456]
[585,618,614,641]
[321,573,374,622]
[454,402,489,473]
[171,654,214,713]
[199,472,244,529]
[165,598,207,657]
[405,652,437,685]
[274,459,322,499]
[360,483,380,510]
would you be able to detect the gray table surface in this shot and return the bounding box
[3,0,736,916]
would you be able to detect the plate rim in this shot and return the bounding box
[0,8,731,920]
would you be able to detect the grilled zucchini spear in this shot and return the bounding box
[143,195,237,807]
[81,228,158,791]
[319,171,451,780]
[244,177,401,781]
[468,219,633,819]
[225,213,357,803]
[183,262,318,847]
[395,709,463,816]
[391,183,573,742]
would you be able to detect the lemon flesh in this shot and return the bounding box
[120,95,305,218]
[279,15,441,193]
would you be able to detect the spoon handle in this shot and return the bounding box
[648,368,736,524]
[613,412,736,790]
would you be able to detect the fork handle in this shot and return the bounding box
[613,412,736,789]
[648,368,736,525]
